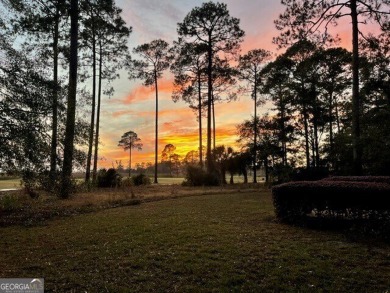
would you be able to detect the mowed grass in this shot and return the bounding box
[1,190,390,292]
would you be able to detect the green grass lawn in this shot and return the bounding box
[1,190,390,292]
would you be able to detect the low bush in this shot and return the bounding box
[321,176,390,184]
[122,177,134,187]
[20,169,87,196]
[97,168,122,188]
[0,194,20,212]
[182,165,220,186]
[21,169,64,197]
[272,180,390,223]
[131,174,151,186]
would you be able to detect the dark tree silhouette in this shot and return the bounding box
[237,115,286,183]
[118,131,143,177]
[272,40,319,168]
[210,56,239,150]
[177,1,244,172]
[238,49,272,183]
[261,55,296,168]
[127,39,172,184]
[0,37,52,173]
[275,0,390,174]
[80,0,131,183]
[161,144,176,163]
[60,0,78,199]
[80,0,99,184]
[171,41,207,167]
[314,47,351,165]
[184,150,200,165]
[161,144,180,176]
[91,2,131,183]
[8,0,68,184]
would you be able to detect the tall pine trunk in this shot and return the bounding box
[334,97,341,133]
[85,18,96,183]
[206,37,213,172]
[351,0,362,175]
[60,0,78,199]
[92,41,102,183]
[280,102,287,166]
[50,7,59,184]
[313,93,320,167]
[197,65,203,168]
[212,95,216,151]
[329,90,334,165]
[253,69,258,183]
[303,109,310,169]
[154,69,158,184]
[129,146,132,177]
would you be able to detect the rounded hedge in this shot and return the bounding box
[272,180,390,223]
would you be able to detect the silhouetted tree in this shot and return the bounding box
[161,144,176,163]
[238,49,272,182]
[161,144,182,176]
[213,145,234,184]
[210,56,239,150]
[118,131,142,177]
[237,115,288,182]
[314,47,351,167]
[60,0,78,199]
[178,1,244,172]
[356,32,390,174]
[80,0,131,183]
[92,2,131,183]
[128,39,172,183]
[0,36,52,174]
[9,0,69,184]
[281,40,319,168]
[261,54,296,167]
[171,41,207,167]
[184,150,199,165]
[80,0,99,183]
[275,0,390,174]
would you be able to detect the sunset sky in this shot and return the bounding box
[95,0,362,169]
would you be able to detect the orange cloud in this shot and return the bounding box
[122,85,153,104]
[111,105,196,121]
[112,109,137,118]
[122,78,175,104]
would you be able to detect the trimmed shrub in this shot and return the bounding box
[272,181,390,223]
[131,174,151,186]
[182,165,220,186]
[97,168,122,188]
[321,176,390,184]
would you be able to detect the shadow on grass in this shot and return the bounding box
[286,215,390,246]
